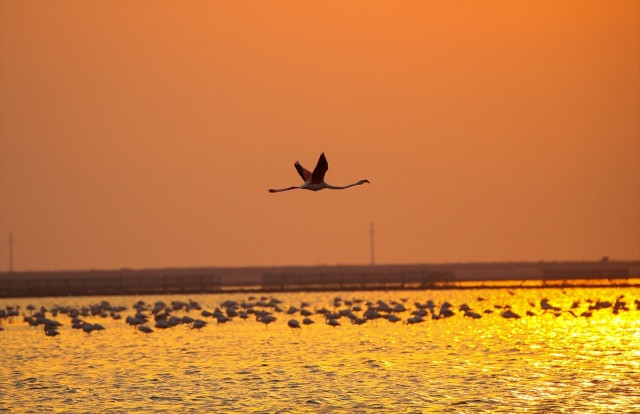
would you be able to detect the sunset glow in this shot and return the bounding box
[1,1,638,271]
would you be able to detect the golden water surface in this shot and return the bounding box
[1,287,639,413]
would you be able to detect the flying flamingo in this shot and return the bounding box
[268,153,370,193]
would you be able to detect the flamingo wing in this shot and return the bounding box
[311,152,329,183]
[294,161,312,182]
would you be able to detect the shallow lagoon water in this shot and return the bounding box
[1,287,639,413]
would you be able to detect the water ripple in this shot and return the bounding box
[1,288,640,412]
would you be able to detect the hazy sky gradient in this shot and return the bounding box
[1,1,638,271]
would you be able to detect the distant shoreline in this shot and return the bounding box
[1,260,638,298]
[1,260,639,282]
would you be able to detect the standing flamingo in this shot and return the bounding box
[268,153,370,193]
[288,319,302,332]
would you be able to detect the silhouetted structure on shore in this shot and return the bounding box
[0,261,637,298]
[262,270,454,291]
[0,269,221,298]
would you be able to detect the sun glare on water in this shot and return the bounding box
[1,287,639,412]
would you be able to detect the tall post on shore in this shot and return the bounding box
[370,222,375,266]
[9,232,14,272]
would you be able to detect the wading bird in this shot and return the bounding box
[268,153,370,193]
[288,319,302,332]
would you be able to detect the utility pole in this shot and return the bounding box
[370,222,375,266]
[9,232,13,272]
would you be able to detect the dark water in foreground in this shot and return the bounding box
[1,287,639,413]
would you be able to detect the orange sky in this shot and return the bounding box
[1,1,638,271]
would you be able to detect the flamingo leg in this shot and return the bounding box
[268,186,300,193]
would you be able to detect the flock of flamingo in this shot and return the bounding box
[1,153,637,337]
[1,293,638,337]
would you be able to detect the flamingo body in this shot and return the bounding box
[269,153,369,193]
[288,319,301,330]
